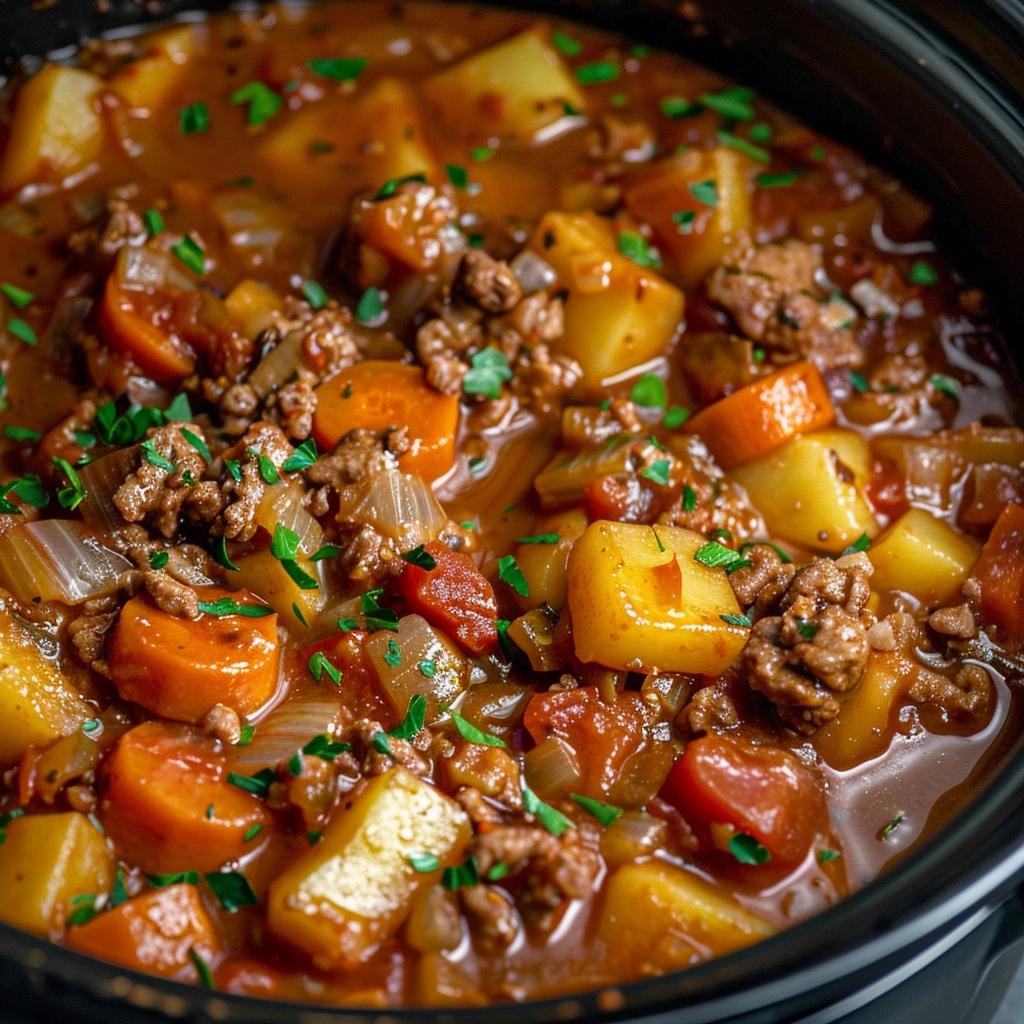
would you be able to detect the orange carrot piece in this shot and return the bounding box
[98,275,197,382]
[684,360,835,469]
[312,361,459,482]
[971,502,1024,640]
[100,721,270,874]
[67,883,220,978]
[108,586,280,723]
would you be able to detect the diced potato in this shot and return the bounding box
[598,861,773,970]
[730,429,878,554]
[109,25,201,111]
[0,66,105,192]
[231,549,323,633]
[0,611,91,764]
[224,279,284,338]
[0,812,113,938]
[515,508,589,610]
[423,28,584,144]
[623,147,754,287]
[268,767,470,968]
[567,520,748,675]
[795,194,879,246]
[815,649,915,768]
[526,212,685,388]
[258,78,437,198]
[868,508,978,604]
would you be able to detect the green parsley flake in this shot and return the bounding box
[471,145,494,163]
[694,540,750,573]
[673,209,696,234]
[442,857,479,891]
[880,813,905,838]
[307,56,367,81]
[3,424,40,442]
[756,170,800,188]
[361,587,399,631]
[282,438,319,473]
[355,286,385,326]
[384,638,402,668]
[197,598,273,619]
[629,372,667,408]
[522,781,573,837]
[575,61,619,85]
[140,439,175,473]
[148,550,170,570]
[180,427,211,464]
[720,612,753,627]
[795,619,820,641]
[403,543,437,570]
[849,371,870,394]
[716,129,770,164]
[551,29,583,57]
[205,870,258,912]
[700,85,756,120]
[929,374,959,401]
[445,163,469,189]
[663,405,690,429]
[230,81,283,126]
[640,459,671,486]
[236,724,255,746]
[617,230,662,268]
[446,707,507,748]
[748,121,773,143]
[143,208,165,236]
[818,848,842,863]
[728,832,772,865]
[689,179,719,207]
[408,852,440,873]
[226,768,276,798]
[907,260,939,286]
[515,532,560,545]
[53,456,86,510]
[211,536,239,572]
[310,543,341,561]
[308,650,342,686]
[375,172,428,200]
[243,824,264,843]
[179,101,210,135]
[249,447,280,484]
[682,485,698,513]
[301,280,329,310]
[149,870,200,888]
[171,235,206,275]
[1,283,34,309]
[570,793,623,827]
[7,318,37,346]
[463,347,513,400]
[497,554,529,596]
[659,95,696,119]
[303,734,350,760]
[842,532,871,555]
[418,659,436,678]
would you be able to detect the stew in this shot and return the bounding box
[0,0,1021,1008]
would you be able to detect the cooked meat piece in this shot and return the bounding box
[460,885,520,950]
[928,602,977,640]
[588,114,657,162]
[677,684,739,735]
[909,663,993,721]
[728,544,796,617]
[706,237,863,369]
[336,522,404,583]
[456,786,506,826]
[504,291,565,345]
[203,703,242,745]
[285,300,362,378]
[738,553,875,733]
[352,720,431,778]
[142,569,201,620]
[510,343,582,415]
[457,250,522,314]
[306,427,407,497]
[67,609,117,670]
[416,305,484,395]
[66,186,145,263]
[267,372,318,440]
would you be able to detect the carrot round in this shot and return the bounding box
[67,883,220,977]
[108,586,280,723]
[100,721,270,874]
[99,275,197,382]
[971,502,1024,640]
[312,361,459,482]
[684,360,835,469]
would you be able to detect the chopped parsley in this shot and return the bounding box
[180,427,211,464]
[699,85,756,120]
[361,587,399,631]
[728,832,772,865]
[795,619,820,641]
[143,208,165,236]
[171,235,206,275]
[282,438,319,473]
[53,456,86,510]
[659,95,696,119]
[226,768,276,798]
[179,101,210,134]
[310,543,341,561]
[818,848,842,863]
[67,893,100,927]
[3,424,40,442]
[681,485,698,513]
[303,734,350,760]
[880,813,905,838]
[337,616,358,632]
[462,347,513,400]
[308,650,342,686]
[1,283,34,309]
[522,781,573,837]
[849,371,870,394]
[716,129,770,164]
[301,280,329,310]
[617,231,662,269]
[383,638,402,668]
[205,870,257,912]
[629,372,667,408]
[249,448,280,484]
[689,179,719,207]
[408,852,441,873]
[445,163,469,189]
[418,659,436,678]
[375,693,428,754]
[307,56,367,81]
[270,524,318,590]
[570,793,623,827]
[355,286,384,326]
[403,543,437,570]
[236,725,255,746]
[0,807,26,844]
[842,532,872,555]
[374,172,428,200]
[230,81,283,125]
[551,29,583,57]
[442,857,479,891]
[497,554,529,596]
[748,121,773,143]
[663,405,690,429]
[929,374,960,401]
[197,598,273,619]
[211,536,239,572]
[640,458,671,486]
[672,209,696,234]
[515,532,560,545]
[694,540,749,573]
[907,260,939,286]
[575,61,619,85]
[756,170,801,188]
[446,707,507,748]
[149,870,200,888]
[243,824,263,843]
[148,550,170,570]
[7,318,37,346]
[721,613,753,627]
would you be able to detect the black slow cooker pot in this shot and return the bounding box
[1,1,1023,1021]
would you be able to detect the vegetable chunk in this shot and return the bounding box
[0,610,91,764]
[526,211,685,388]
[970,502,1024,639]
[268,767,469,968]
[567,520,748,674]
[0,812,113,938]
[0,66,105,192]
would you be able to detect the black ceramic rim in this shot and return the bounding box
[0,1,1023,1021]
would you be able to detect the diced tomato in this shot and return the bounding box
[866,465,909,521]
[399,540,498,656]
[524,686,673,806]
[299,628,390,723]
[661,734,825,864]
[585,476,657,524]
[971,502,1024,640]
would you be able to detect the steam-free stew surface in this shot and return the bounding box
[0,0,1021,1007]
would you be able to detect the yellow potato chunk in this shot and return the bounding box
[224,279,284,338]
[598,861,773,971]
[526,211,685,389]
[110,25,202,111]
[258,77,437,199]
[268,767,470,968]
[0,611,91,764]
[423,28,584,144]
[515,507,589,611]
[0,66,105,192]
[730,429,877,554]
[868,508,979,604]
[567,520,747,675]
[624,147,754,287]
[815,649,916,768]
[0,812,114,938]
[230,549,323,633]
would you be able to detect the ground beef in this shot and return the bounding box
[729,544,796,618]
[306,427,407,498]
[457,250,522,314]
[510,343,582,415]
[588,114,657,163]
[67,609,117,672]
[738,552,875,733]
[66,186,145,263]
[706,237,863,369]
[460,885,519,950]
[142,569,201,619]
[267,372,318,441]
[416,305,484,395]
[678,683,739,735]
[203,703,242,745]
[909,663,993,721]
[351,720,431,778]
[928,602,977,640]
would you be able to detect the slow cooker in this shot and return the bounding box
[1,1,1023,1021]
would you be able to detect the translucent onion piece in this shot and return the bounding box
[534,439,639,509]
[523,736,581,800]
[850,279,900,319]
[210,192,287,268]
[78,447,138,534]
[338,469,446,549]
[117,243,195,293]
[255,480,324,555]
[510,250,557,294]
[365,613,467,721]
[599,810,669,867]
[0,521,132,606]
[247,331,303,398]
[34,709,130,804]
[231,698,341,773]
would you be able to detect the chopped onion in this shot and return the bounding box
[78,447,138,535]
[365,613,466,721]
[231,698,342,773]
[116,243,195,293]
[850,279,900,319]
[600,810,669,867]
[247,331,303,397]
[523,737,581,799]
[506,608,563,672]
[34,709,130,804]
[534,439,640,509]
[337,468,446,550]
[0,521,132,606]
[255,480,324,555]
[210,192,287,268]
[510,250,557,294]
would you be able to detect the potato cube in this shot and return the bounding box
[515,507,589,610]
[730,429,877,553]
[526,211,685,388]
[258,78,437,199]
[0,66,105,192]
[624,147,754,287]
[231,548,323,633]
[868,508,979,604]
[224,279,284,338]
[567,520,748,675]
[0,812,113,938]
[598,861,773,970]
[110,25,202,111]
[268,767,470,968]
[0,611,91,764]
[423,28,584,144]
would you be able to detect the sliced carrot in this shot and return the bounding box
[98,274,197,382]
[100,721,270,874]
[312,361,459,482]
[67,883,220,978]
[108,586,280,723]
[971,502,1024,640]
[684,360,835,469]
